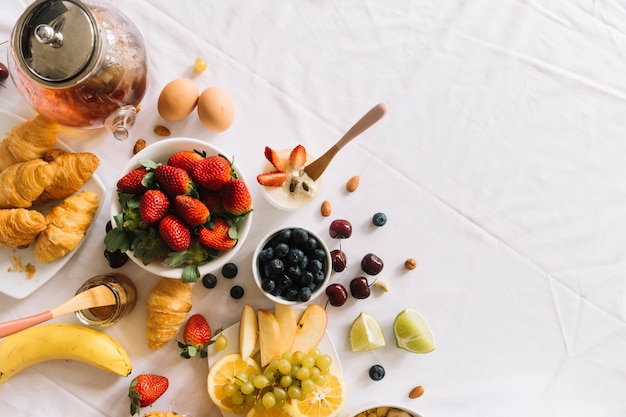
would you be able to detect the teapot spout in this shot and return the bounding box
[104,105,137,141]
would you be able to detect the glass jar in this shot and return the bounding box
[75,273,136,326]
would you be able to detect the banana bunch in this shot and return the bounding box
[0,323,132,386]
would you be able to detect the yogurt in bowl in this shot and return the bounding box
[257,145,322,211]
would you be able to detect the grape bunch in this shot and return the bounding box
[222,349,333,415]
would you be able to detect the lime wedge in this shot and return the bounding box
[349,312,386,351]
[393,308,435,353]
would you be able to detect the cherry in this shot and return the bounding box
[325,283,348,306]
[361,253,383,275]
[329,219,352,239]
[0,63,8,82]
[350,276,371,299]
[330,249,347,272]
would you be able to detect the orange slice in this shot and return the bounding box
[207,353,262,412]
[246,403,301,417]
[291,367,347,417]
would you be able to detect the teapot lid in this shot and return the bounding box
[12,0,100,86]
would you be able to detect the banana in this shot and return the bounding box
[0,323,132,386]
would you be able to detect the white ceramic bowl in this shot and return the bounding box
[347,404,424,417]
[252,226,331,305]
[110,137,253,279]
[259,148,322,211]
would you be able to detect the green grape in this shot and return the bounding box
[292,351,305,365]
[253,375,270,389]
[240,381,255,395]
[280,375,293,388]
[314,374,327,386]
[301,378,316,393]
[235,371,248,385]
[232,404,247,415]
[290,364,300,377]
[281,351,294,362]
[253,402,266,414]
[262,391,277,408]
[214,334,228,350]
[278,359,292,375]
[310,367,321,380]
[194,57,208,73]
[273,387,287,400]
[263,368,277,383]
[287,385,302,400]
[295,366,310,380]
[245,393,256,407]
[302,355,316,369]
[232,391,245,405]
[223,383,237,397]
[315,354,332,371]
[275,398,286,409]
[268,358,280,372]
[308,347,321,358]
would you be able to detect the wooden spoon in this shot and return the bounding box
[303,102,388,181]
[0,285,117,338]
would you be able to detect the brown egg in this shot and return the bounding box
[157,78,199,121]
[197,87,234,132]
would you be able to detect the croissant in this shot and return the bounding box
[0,159,54,209]
[146,278,192,349]
[0,115,59,172]
[0,208,47,248]
[34,152,100,204]
[33,191,99,263]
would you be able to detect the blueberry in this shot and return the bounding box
[276,274,292,289]
[284,287,299,301]
[259,247,275,262]
[202,273,218,289]
[312,248,326,260]
[230,285,245,299]
[372,212,387,227]
[309,259,323,273]
[261,279,276,292]
[303,236,319,253]
[274,243,290,258]
[268,258,285,275]
[287,265,302,280]
[297,286,312,302]
[288,248,305,265]
[299,271,314,286]
[313,270,326,284]
[104,249,128,268]
[291,228,309,244]
[277,229,292,242]
[222,263,238,279]
[369,364,385,381]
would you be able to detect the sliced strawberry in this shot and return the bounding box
[154,165,195,197]
[139,189,170,223]
[158,214,191,252]
[221,179,252,216]
[198,218,237,250]
[129,374,169,416]
[117,167,150,194]
[174,194,209,227]
[264,146,288,172]
[289,144,307,170]
[191,155,232,191]
[257,171,288,187]
[167,150,205,173]
[178,313,212,359]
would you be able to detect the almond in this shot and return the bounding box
[346,175,359,192]
[321,200,332,217]
[154,125,171,137]
[409,385,425,399]
[404,258,417,270]
[133,139,146,154]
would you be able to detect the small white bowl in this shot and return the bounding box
[252,226,331,305]
[347,404,424,417]
[110,137,253,279]
[259,148,322,211]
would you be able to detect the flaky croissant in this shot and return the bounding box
[33,191,99,263]
[0,115,59,172]
[34,152,100,204]
[0,208,47,248]
[146,278,192,349]
[0,159,54,209]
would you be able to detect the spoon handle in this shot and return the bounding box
[0,311,53,338]
[335,102,388,149]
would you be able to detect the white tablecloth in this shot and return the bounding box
[1,0,626,416]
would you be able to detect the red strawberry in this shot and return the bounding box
[190,155,232,191]
[174,194,209,227]
[198,218,237,250]
[257,171,288,187]
[199,188,224,214]
[289,144,307,170]
[139,189,170,223]
[129,374,169,416]
[154,165,195,197]
[117,167,150,194]
[264,146,288,172]
[158,214,191,252]
[167,150,205,173]
[221,179,252,216]
[178,313,212,359]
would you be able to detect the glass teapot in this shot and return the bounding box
[8,0,148,140]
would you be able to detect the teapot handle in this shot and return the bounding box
[104,105,137,141]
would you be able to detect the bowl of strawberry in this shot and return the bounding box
[252,226,331,304]
[106,138,253,282]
